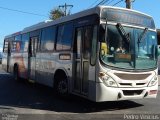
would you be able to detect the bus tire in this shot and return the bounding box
[14,65,20,81]
[54,72,68,97]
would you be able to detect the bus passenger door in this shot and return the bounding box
[4,41,12,72]
[28,36,38,81]
[6,41,11,72]
[73,27,91,95]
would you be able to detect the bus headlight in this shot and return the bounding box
[99,72,118,87]
[148,76,158,87]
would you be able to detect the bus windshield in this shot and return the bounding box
[100,24,157,70]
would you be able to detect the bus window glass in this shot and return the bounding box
[62,23,73,50]
[15,35,21,41]
[91,26,97,65]
[76,30,82,59]
[83,27,92,59]
[12,41,20,52]
[41,26,56,51]
[56,23,73,50]
[56,25,63,50]
[100,24,157,70]
[3,40,9,53]
[21,33,29,52]
[12,35,21,52]
[157,29,160,45]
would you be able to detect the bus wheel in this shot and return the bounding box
[14,66,19,81]
[54,77,68,97]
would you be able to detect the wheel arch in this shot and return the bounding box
[13,63,19,72]
[13,62,20,81]
[53,68,69,88]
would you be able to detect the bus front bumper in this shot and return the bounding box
[96,82,158,102]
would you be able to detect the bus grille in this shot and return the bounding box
[122,90,143,96]
[114,73,151,80]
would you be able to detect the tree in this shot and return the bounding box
[49,8,65,20]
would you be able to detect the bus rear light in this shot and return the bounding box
[149,90,158,95]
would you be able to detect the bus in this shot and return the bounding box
[2,6,159,102]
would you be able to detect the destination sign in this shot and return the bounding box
[101,8,155,29]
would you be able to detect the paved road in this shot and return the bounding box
[0,66,159,120]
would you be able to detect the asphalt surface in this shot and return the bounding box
[0,65,159,120]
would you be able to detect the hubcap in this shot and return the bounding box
[58,80,68,95]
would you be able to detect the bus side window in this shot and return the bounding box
[56,22,73,51]
[21,33,29,52]
[15,35,21,52]
[41,26,56,52]
[3,40,9,53]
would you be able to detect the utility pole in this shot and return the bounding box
[59,3,73,16]
[125,0,132,9]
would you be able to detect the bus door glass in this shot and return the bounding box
[28,36,38,81]
[73,26,93,95]
[6,38,13,72]
[3,40,10,72]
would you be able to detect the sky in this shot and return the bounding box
[0,0,159,51]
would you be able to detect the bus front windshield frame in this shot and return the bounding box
[100,24,158,70]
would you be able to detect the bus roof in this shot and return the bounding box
[5,6,153,38]
[22,7,99,34]
[5,31,21,39]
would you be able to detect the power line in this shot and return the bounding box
[89,0,100,7]
[106,0,116,5]
[96,0,111,6]
[0,6,48,17]
[101,0,110,5]
[112,0,123,6]
[96,0,106,6]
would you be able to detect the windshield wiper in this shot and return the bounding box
[116,23,130,44]
[138,28,148,43]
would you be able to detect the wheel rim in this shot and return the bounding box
[57,80,68,95]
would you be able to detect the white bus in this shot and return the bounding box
[2,6,159,102]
